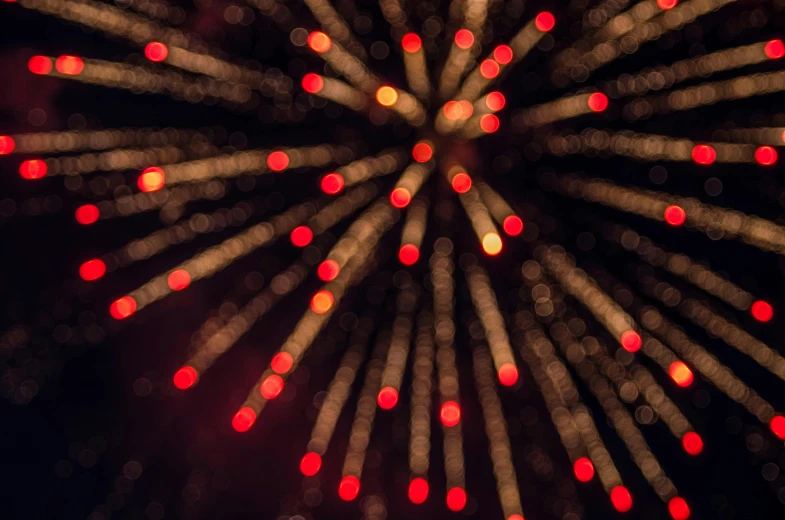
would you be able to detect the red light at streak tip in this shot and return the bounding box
[508,516,524,520]
[755,146,777,165]
[390,187,412,208]
[260,374,285,399]
[610,486,633,512]
[440,401,461,427]
[668,497,691,520]
[232,407,257,432]
[377,386,399,409]
[167,269,190,290]
[682,431,703,455]
[338,475,360,501]
[311,290,334,314]
[573,457,595,482]
[19,159,47,179]
[267,151,289,171]
[300,452,322,476]
[664,205,686,226]
[535,12,555,32]
[454,29,474,49]
[320,172,344,194]
[669,361,693,387]
[692,144,716,165]
[138,166,165,192]
[503,215,523,236]
[307,31,331,53]
[446,487,467,511]
[399,244,420,266]
[144,42,169,62]
[412,142,433,162]
[587,93,609,112]
[173,366,198,390]
[79,259,106,281]
[75,204,100,225]
[290,226,313,247]
[620,330,642,352]
[301,73,324,94]
[769,415,785,440]
[480,114,500,133]
[751,300,773,322]
[486,92,506,112]
[498,363,519,386]
[480,59,500,79]
[402,33,422,53]
[493,45,513,65]
[55,55,84,75]
[0,136,14,155]
[451,172,472,193]
[271,352,294,374]
[408,478,429,504]
[109,296,137,320]
[657,0,679,10]
[765,39,785,60]
[28,56,53,75]
[317,259,340,281]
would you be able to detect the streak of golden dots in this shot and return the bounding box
[379,285,419,403]
[99,181,225,221]
[409,311,435,481]
[306,75,369,112]
[6,127,206,154]
[400,195,429,256]
[340,149,409,187]
[309,34,381,95]
[40,145,211,177]
[402,35,431,101]
[302,0,366,60]
[456,186,502,255]
[724,127,785,146]
[474,180,521,231]
[513,93,607,128]
[307,182,380,236]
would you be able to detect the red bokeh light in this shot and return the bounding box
[399,244,420,266]
[408,477,429,504]
[446,487,467,511]
[167,269,190,291]
[493,45,513,65]
[610,485,633,512]
[508,516,524,520]
[486,91,506,112]
[498,363,519,386]
[454,29,475,49]
[19,159,47,179]
[668,497,691,520]
[669,361,694,387]
[232,406,257,432]
[390,187,412,208]
[451,172,472,193]
[267,151,290,171]
[502,215,524,236]
[692,144,716,165]
[770,415,785,439]
[402,33,422,53]
[311,290,335,314]
[55,55,84,75]
[0,136,14,155]
[79,259,106,281]
[271,352,294,374]
[751,300,773,322]
[321,172,344,194]
[444,100,463,120]
[573,457,595,482]
[260,374,285,399]
[664,205,686,226]
[535,11,556,32]
[480,59,500,79]
[290,226,313,247]
[338,475,360,501]
[28,55,53,75]
[620,330,642,352]
[587,92,609,112]
[765,39,785,59]
[377,386,399,410]
[755,146,777,166]
[173,366,198,390]
[307,31,332,53]
[302,73,324,93]
[75,204,100,225]
[138,166,165,192]
[440,401,461,427]
[682,431,704,455]
[412,142,433,162]
[317,259,341,281]
[657,0,678,9]
[480,114,500,133]
[300,452,322,476]
[109,296,137,320]
[144,42,169,62]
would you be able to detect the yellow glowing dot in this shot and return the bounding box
[376,86,398,106]
[481,233,503,255]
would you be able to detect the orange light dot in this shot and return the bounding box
[311,290,334,314]
[412,142,433,162]
[232,406,257,432]
[751,300,773,322]
[620,330,642,352]
[482,233,503,256]
[55,55,84,75]
[451,172,472,193]
[167,269,191,291]
[440,401,461,427]
[376,86,399,106]
[408,477,429,504]
[444,100,463,120]
[260,374,285,399]
[79,259,106,281]
[377,386,399,410]
[28,55,53,75]
[317,259,341,281]
[290,226,313,247]
[503,215,524,236]
[573,457,595,482]
[669,361,693,387]
[321,172,344,194]
[765,39,785,59]
[458,100,474,119]
[668,497,690,520]
[271,352,294,374]
[485,91,506,112]
[390,187,412,208]
[480,114,500,133]
[692,144,716,165]
[307,31,332,53]
[498,363,519,386]
[480,59,500,79]
[109,296,137,320]
[664,205,686,226]
[454,29,475,49]
[338,475,360,501]
[587,92,609,112]
[144,42,169,62]
[508,516,524,520]
[657,0,678,10]
[535,11,556,32]
[610,486,633,512]
[755,146,777,166]
[446,487,467,512]
[399,244,420,266]
[402,33,422,53]
[682,431,704,455]
[173,366,198,390]
[267,151,289,171]
[0,136,14,155]
[770,415,785,439]
[300,452,322,476]
[301,73,324,93]
[493,45,514,65]
[75,204,100,225]
[137,166,165,192]
[19,159,47,179]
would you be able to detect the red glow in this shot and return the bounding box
[402,33,422,53]
[390,187,412,208]
[486,91,506,112]
[267,151,290,171]
[232,406,257,432]
[692,144,716,165]
[399,244,420,266]
[765,39,785,59]
[28,56,53,75]
[307,31,332,53]
[302,73,324,93]
[587,93,609,112]
[451,172,472,193]
[508,516,524,520]
[444,100,463,120]
[668,497,691,520]
[482,233,503,256]
[498,363,519,386]
[55,55,84,75]
[664,205,686,226]
[109,296,137,320]
[0,136,14,155]
[321,172,344,194]
[138,166,165,192]
[412,142,433,162]
[682,431,704,455]
[173,366,198,390]
[620,330,642,352]
[144,42,169,62]
[79,259,106,281]
[290,226,313,247]
[338,475,360,501]
[454,29,475,49]
[535,12,556,32]
[493,45,514,65]
[168,269,191,291]
[19,159,47,179]
[573,457,595,482]
[480,114,500,133]
[610,486,633,512]
[446,487,467,512]
[458,100,473,119]
[657,0,678,10]
[751,300,773,322]
[317,259,341,281]
[271,352,294,374]
[669,361,693,387]
[300,452,322,476]
[755,146,777,166]
[408,477,429,504]
[770,415,785,439]
[311,290,335,314]
[75,204,100,225]
[377,386,399,409]
[502,215,524,236]
[440,401,461,427]
[480,59,500,79]
[260,374,285,399]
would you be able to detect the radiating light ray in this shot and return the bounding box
[401,33,431,100]
[336,148,408,189]
[148,44,273,89]
[390,163,432,208]
[302,74,368,112]
[302,0,367,59]
[379,0,408,39]
[513,92,609,128]
[723,127,785,146]
[409,310,434,498]
[378,285,418,409]
[456,185,503,256]
[307,31,380,95]
[94,180,226,222]
[473,179,523,236]
[591,0,674,44]
[306,182,380,238]
[375,86,428,126]
[582,0,635,31]
[399,195,428,266]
